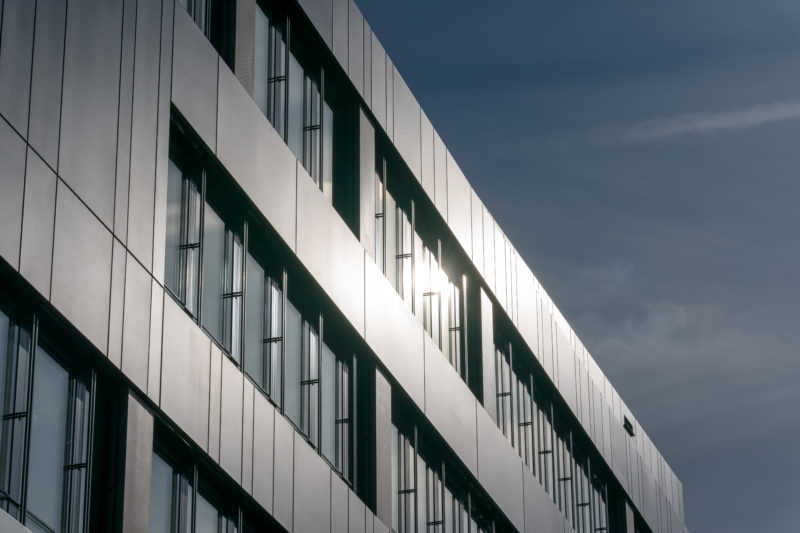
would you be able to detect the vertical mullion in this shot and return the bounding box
[18,314,37,519]
[82,369,96,533]
[508,343,514,449]
[410,201,416,315]
[317,314,323,449]
[283,17,290,142]
[413,426,418,533]
[197,169,207,326]
[319,68,325,192]
[280,269,287,412]
[191,465,198,533]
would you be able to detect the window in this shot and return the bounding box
[495,346,513,446]
[444,281,463,375]
[254,5,286,134]
[321,344,351,480]
[419,246,441,348]
[516,376,534,472]
[299,318,319,446]
[243,257,283,404]
[555,425,574,523]
[395,205,414,310]
[537,395,556,502]
[0,309,93,533]
[392,426,417,533]
[165,157,201,317]
[591,474,609,532]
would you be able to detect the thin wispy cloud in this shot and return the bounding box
[620,100,800,143]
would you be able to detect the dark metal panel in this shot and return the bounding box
[20,148,57,297]
[479,288,495,420]
[364,257,425,408]
[362,21,371,107]
[0,0,34,134]
[348,490,366,533]
[297,0,333,48]
[172,6,218,151]
[293,433,332,533]
[475,406,524,532]
[28,0,67,169]
[242,380,255,494]
[358,109,375,259]
[445,152,472,258]
[220,355,244,483]
[128,0,164,270]
[216,65,297,250]
[0,116,25,269]
[59,0,123,226]
[420,112,434,200]
[423,335,478,475]
[374,369,392,526]
[51,182,113,352]
[208,345,222,463]
[347,1,363,97]
[160,297,211,450]
[147,280,164,403]
[391,69,421,180]
[523,465,563,533]
[114,0,137,242]
[108,239,126,368]
[252,391,275,513]
[272,414,295,531]
[432,131,447,219]
[469,191,483,278]
[235,0,256,96]
[296,164,365,334]
[330,471,349,533]
[331,0,348,69]
[122,253,153,391]
[122,393,155,533]
[370,36,386,130]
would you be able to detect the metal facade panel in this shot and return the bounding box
[445,152,472,259]
[480,288,496,420]
[172,7,218,151]
[108,240,126,368]
[242,381,255,494]
[374,369,393,525]
[555,325,577,416]
[362,21,372,107]
[433,131,447,219]
[0,0,34,134]
[122,253,152,391]
[147,280,164,403]
[359,110,376,259]
[298,0,333,48]
[481,207,495,291]
[370,36,386,130]
[470,191,484,278]
[494,226,506,310]
[392,70,421,180]
[293,433,332,533]
[160,297,211,450]
[332,0,349,68]
[364,257,425,408]
[28,0,67,168]
[220,355,244,483]
[252,391,275,513]
[0,112,26,269]
[59,0,123,226]
[272,414,295,531]
[347,1,364,96]
[348,490,366,533]
[20,148,56,297]
[121,394,154,533]
[516,260,537,353]
[476,406,525,532]
[51,183,113,352]
[331,472,349,533]
[420,112,435,200]
[296,164,365,334]
[114,0,136,243]
[424,335,478,475]
[216,64,297,250]
[523,467,565,533]
[385,56,394,142]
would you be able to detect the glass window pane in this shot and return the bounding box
[195,491,218,533]
[165,159,183,300]
[202,204,225,343]
[284,301,302,426]
[245,254,265,389]
[322,100,333,202]
[149,453,173,533]
[26,349,69,532]
[267,280,283,402]
[320,344,335,464]
[287,53,303,161]
[254,7,269,115]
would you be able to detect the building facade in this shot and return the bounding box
[0,0,688,532]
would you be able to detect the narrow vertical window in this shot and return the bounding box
[445,281,463,374]
[255,6,286,134]
[494,347,513,445]
[284,301,302,427]
[322,98,334,202]
[394,428,417,533]
[165,158,201,316]
[395,207,413,309]
[302,74,321,183]
[320,343,336,464]
[300,320,319,446]
[517,377,534,472]
[374,168,385,274]
[287,53,304,161]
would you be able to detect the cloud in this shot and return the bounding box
[619,100,800,142]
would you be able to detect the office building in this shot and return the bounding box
[0,0,688,531]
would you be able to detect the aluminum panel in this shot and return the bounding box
[108,240,126,368]
[374,369,392,526]
[481,208,495,291]
[220,355,244,483]
[0,117,25,269]
[273,414,295,531]
[516,260,537,352]
[331,471,349,533]
[364,257,425,408]
[363,21,372,107]
[51,183,113,352]
[160,297,211,450]
[216,65,297,250]
[332,0,349,68]
[59,0,123,226]
[348,491,366,533]
[358,110,376,259]
[370,36,386,129]
[208,344,221,463]
[127,0,163,270]
[423,336,478,475]
[242,381,254,494]
[122,253,152,391]
[122,393,154,533]
[555,325,577,416]
[347,1,363,96]
[252,391,275,513]
[385,56,393,141]
[433,131,447,219]
[479,288,495,419]
[392,70,421,180]
[470,191,483,278]
[298,0,333,47]
[293,433,331,533]
[20,149,56,297]
[476,406,524,532]
[420,112,434,200]
[147,280,164,403]
[114,0,137,242]
[446,153,472,258]
[611,415,629,493]
[28,0,67,168]
[494,226,506,309]
[296,165,365,334]
[523,465,563,533]
[0,0,34,134]
[172,7,218,151]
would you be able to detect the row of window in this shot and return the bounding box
[165,124,352,481]
[494,344,610,533]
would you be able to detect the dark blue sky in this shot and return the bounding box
[355,1,800,531]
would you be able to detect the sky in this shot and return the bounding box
[354,1,800,531]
